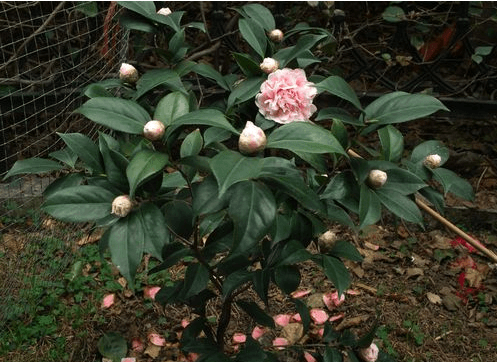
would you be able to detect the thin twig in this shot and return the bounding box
[186,41,221,62]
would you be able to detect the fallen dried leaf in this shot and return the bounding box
[148,333,166,346]
[427,292,442,305]
[144,345,161,358]
[406,267,424,278]
[335,315,369,331]
[282,323,304,344]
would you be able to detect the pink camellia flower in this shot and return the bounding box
[119,63,139,84]
[157,7,172,16]
[232,333,247,344]
[255,68,317,124]
[143,120,166,141]
[260,58,279,74]
[238,121,267,155]
[251,326,266,340]
[144,286,161,300]
[358,343,379,362]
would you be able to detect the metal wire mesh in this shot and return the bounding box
[0,1,128,329]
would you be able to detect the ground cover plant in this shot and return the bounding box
[2,2,486,362]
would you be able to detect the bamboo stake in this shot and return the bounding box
[346,149,497,263]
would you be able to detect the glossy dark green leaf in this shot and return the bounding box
[76,97,150,134]
[235,336,267,362]
[330,119,349,150]
[199,210,226,238]
[276,239,312,266]
[418,186,445,214]
[134,69,185,99]
[410,140,449,165]
[375,188,423,224]
[321,255,350,296]
[97,332,127,362]
[359,184,382,229]
[330,240,363,261]
[321,171,357,201]
[99,135,128,191]
[138,202,170,261]
[227,77,265,109]
[49,148,78,168]
[210,151,263,197]
[153,91,190,126]
[237,300,275,328]
[274,34,327,68]
[323,347,343,362]
[126,149,168,198]
[326,202,356,230]
[84,84,113,98]
[204,127,232,147]
[232,52,263,77]
[43,173,85,199]
[292,298,311,334]
[252,268,271,305]
[238,18,266,58]
[316,76,362,110]
[193,63,229,90]
[378,125,404,163]
[108,211,145,288]
[57,132,103,174]
[382,5,405,22]
[241,3,275,31]
[267,122,346,155]
[162,200,194,240]
[150,242,193,274]
[3,158,63,180]
[228,181,276,253]
[180,129,203,158]
[222,269,252,298]
[119,13,158,33]
[295,151,327,174]
[431,167,474,201]
[274,265,300,294]
[42,185,115,222]
[381,168,426,195]
[166,109,239,139]
[192,176,229,217]
[180,263,210,299]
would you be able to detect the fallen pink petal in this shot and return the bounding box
[131,337,144,352]
[181,319,190,329]
[346,289,360,295]
[232,333,246,344]
[304,351,318,362]
[251,326,266,340]
[310,308,329,324]
[101,293,115,309]
[121,358,136,362]
[187,352,199,362]
[272,337,289,349]
[291,313,302,322]
[143,286,161,300]
[148,333,166,346]
[274,314,292,327]
[329,313,345,322]
[291,289,312,298]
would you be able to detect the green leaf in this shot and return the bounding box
[98,332,127,362]
[316,107,362,126]
[274,34,327,68]
[375,188,423,224]
[76,1,99,17]
[295,152,327,174]
[57,132,103,174]
[99,135,128,191]
[474,46,493,56]
[138,202,170,261]
[228,181,276,253]
[43,173,85,199]
[117,1,156,16]
[150,242,193,274]
[330,119,349,150]
[292,299,311,334]
[108,212,144,288]
[134,69,185,99]
[162,200,194,240]
[222,269,252,298]
[382,168,426,195]
[241,3,275,31]
[180,263,210,299]
[431,168,474,201]
[49,148,78,168]
[382,6,405,22]
[77,97,150,134]
[418,186,445,214]
[267,122,346,155]
[276,239,312,266]
[321,255,350,296]
[84,84,113,98]
[210,150,263,197]
[237,300,275,328]
[153,91,190,126]
[126,149,168,198]
[330,240,363,261]
[274,265,300,294]
[119,13,157,33]
[326,202,356,230]
[378,125,404,162]
[3,158,63,180]
[180,129,203,158]
[365,93,449,126]
[232,52,262,77]
[235,337,267,362]
[193,63,229,90]
[252,268,271,305]
[191,176,229,216]
[410,140,449,165]
[42,185,115,222]
[315,76,362,110]
[323,347,343,362]
[166,109,239,139]
[204,127,232,146]
[359,184,382,229]
[227,77,265,109]
[238,18,267,58]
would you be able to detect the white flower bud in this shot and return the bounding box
[260,58,279,74]
[157,7,172,16]
[318,230,337,252]
[119,63,139,84]
[423,154,442,169]
[358,343,379,362]
[111,195,133,217]
[143,120,166,141]
[268,29,284,42]
[367,169,387,189]
[323,1,335,8]
[307,1,319,7]
[238,121,267,155]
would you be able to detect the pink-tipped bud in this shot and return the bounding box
[111,195,133,217]
[423,154,442,169]
[157,7,172,16]
[268,29,284,42]
[358,343,379,362]
[119,63,139,84]
[143,120,166,141]
[238,121,267,155]
[260,58,280,74]
[367,169,387,189]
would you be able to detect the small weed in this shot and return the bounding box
[376,325,398,357]
[402,319,425,346]
[479,339,488,348]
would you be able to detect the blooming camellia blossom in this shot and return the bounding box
[423,154,442,169]
[111,195,133,217]
[119,63,139,84]
[358,342,379,362]
[238,121,267,155]
[255,68,317,124]
[367,169,387,189]
[260,57,279,74]
[157,7,172,16]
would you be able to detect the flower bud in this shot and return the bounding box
[260,58,279,74]
[268,29,284,42]
[111,195,133,217]
[143,120,166,141]
[157,7,172,16]
[318,230,337,252]
[238,121,267,155]
[367,169,387,189]
[119,63,139,84]
[423,154,442,169]
[358,343,379,362]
